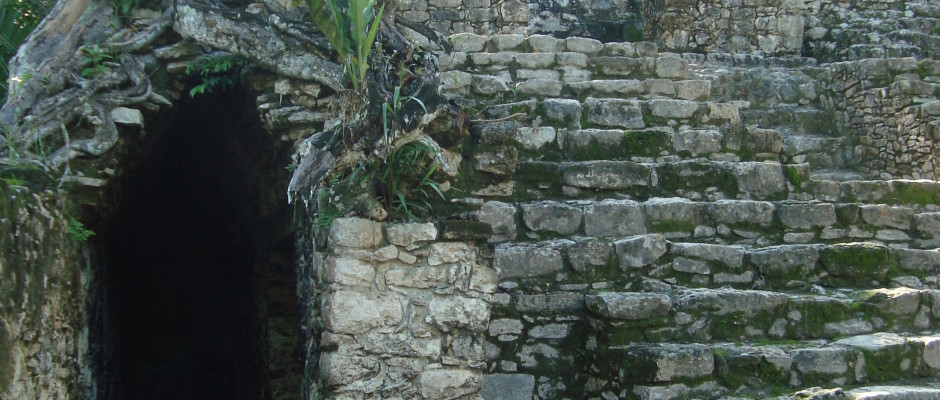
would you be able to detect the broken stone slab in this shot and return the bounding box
[111,107,144,127]
[614,234,667,269]
[585,292,672,320]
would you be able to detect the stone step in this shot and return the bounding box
[804,179,940,208]
[503,159,789,202]
[492,235,940,290]
[780,133,851,169]
[844,385,940,400]
[740,105,839,137]
[480,197,935,249]
[586,287,940,344]
[589,333,940,397]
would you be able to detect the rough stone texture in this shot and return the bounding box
[479,373,535,399]
[494,241,570,278]
[584,98,645,129]
[584,199,646,237]
[615,234,668,269]
[586,292,672,320]
[521,201,582,235]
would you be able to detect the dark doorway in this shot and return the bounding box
[98,87,300,400]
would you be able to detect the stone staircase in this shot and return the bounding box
[435,33,940,399]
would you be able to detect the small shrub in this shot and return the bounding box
[79,45,113,78]
[186,54,246,97]
[67,218,94,243]
[375,140,444,221]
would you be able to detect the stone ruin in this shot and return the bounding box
[1,0,939,399]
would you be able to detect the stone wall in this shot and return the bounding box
[0,184,90,399]
[303,218,499,398]
[817,58,940,180]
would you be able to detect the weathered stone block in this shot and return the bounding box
[426,296,490,331]
[585,97,645,129]
[329,218,383,248]
[671,129,721,155]
[734,162,786,198]
[528,34,565,52]
[386,223,438,246]
[522,201,583,235]
[860,205,914,229]
[420,369,483,399]
[566,238,614,274]
[324,290,402,334]
[494,240,570,278]
[819,242,893,283]
[584,199,646,237]
[566,37,603,54]
[449,33,486,52]
[747,245,820,280]
[778,203,837,229]
[542,98,582,127]
[708,200,775,225]
[562,161,650,189]
[325,257,375,287]
[650,99,699,119]
[428,242,475,266]
[514,293,584,313]
[586,292,672,320]
[670,242,745,268]
[643,197,700,232]
[655,57,689,79]
[476,201,517,242]
[614,234,667,269]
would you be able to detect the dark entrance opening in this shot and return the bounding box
[97,87,301,400]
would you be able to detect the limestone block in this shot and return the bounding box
[494,240,570,278]
[592,56,638,76]
[556,52,588,67]
[529,323,570,339]
[733,162,786,198]
[675,80,711,100]
[746,245,819,280]
[420,369,483,399]
[359,331,442,358]
[449,33,486,52]
[480,373,536,400]
[566,238,614,274]
[655,57,689,79]
[440,70,472,90]
[585,292,672,320]
[584,199,646,237]
[111,107,144,127]
[895,248,940,273]
[325,257,375,286]
[708,200,775,224]
[670,242,745,268]
[386,223,438,247]
[528,34,565,52]
[427,295,490,332]
[522,201,583,235]
[329,218,383,248]
[585,97,645,129]
[515,127,556,150]
[605,42,637,57]
[385,265,452,288]
[516,78,562,97]
[651,99,699,119]
[516,53,555,69]
[860,205,914,230]
[566,37,603,54]
[428,242,475,266]
[489,318,523,336]
[643,197,700,231]
[542,98,582,127]
[324,290,402,334]
[319,353,379,387]
[864,288,921,315]
[614,234,668,269]
[675,288,788,316]
[489,34,525,50]
[793,348,849,375]
[476,201,517,242]
[819,242,892,282]
[562,160,650,189]
[472,74,511,95]
[514,292,584,313]
[778,203,837,229]
[671,129,721,155]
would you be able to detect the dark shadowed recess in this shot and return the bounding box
[94,87,301,400]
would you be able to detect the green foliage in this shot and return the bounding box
[79,45,113,78]
[294,0,384,91]
[375,141,444,221]
[186,54,246,97]
[112,0,141,17]
[315,205,341,230]
[1,0,51,103]
[67,218,94,243]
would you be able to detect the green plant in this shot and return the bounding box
[315,205,341,230]
[375,140,444,220]
[1,0,51,102]
[79,45,113,78]
[294,0,384,91]
[186,54,246,97]
[67,218,94,242]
